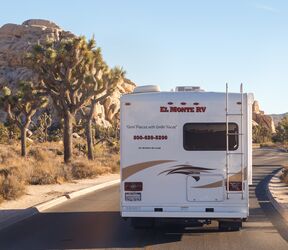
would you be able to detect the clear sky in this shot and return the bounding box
[1,0,288,114]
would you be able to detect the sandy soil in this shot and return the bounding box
[0,174,119,210]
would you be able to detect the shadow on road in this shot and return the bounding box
[0,211,219,249]
[1,151,288,249]
[254,167,288,242]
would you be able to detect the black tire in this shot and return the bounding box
[131,217,155,229]
[219,220,242,231]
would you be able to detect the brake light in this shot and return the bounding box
[124,182,143,191]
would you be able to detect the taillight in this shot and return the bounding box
[124,182,143,191]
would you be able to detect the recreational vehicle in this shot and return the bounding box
[120,85,253,231]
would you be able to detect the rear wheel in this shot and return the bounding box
[131,217,155,229]
[219,219,242,231]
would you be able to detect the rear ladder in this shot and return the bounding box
[225,83,245,199]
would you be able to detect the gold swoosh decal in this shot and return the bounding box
[122,160,175,181]
[195,180,223,188]
[194,167,247,188]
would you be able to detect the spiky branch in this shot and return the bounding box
[26,36,118,163]
[0,82,48,156]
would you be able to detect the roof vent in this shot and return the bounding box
[133,85,160,93]
[175,86,204,92]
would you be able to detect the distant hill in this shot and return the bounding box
[270,113,288,126]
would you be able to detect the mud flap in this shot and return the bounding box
[218,219,242,231]
[131,217,155,229]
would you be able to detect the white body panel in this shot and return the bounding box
[120,90,253,219]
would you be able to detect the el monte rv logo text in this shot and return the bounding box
[160,106,207,113]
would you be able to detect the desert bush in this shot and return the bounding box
[28,165,57,185]
[253,125,272,143]
[280,169,288,184]
[48,128,63,142]
[0,149,16,165]
[93,143,108,157]
[4,120,20,140]
[94,124,119,140]
[27,161,68,185]
[110,158,120,173]
[260,142,277,148]
[0,123,9,143]
[274,116,288,143]
[71,160,108,179]
[109,141,120,154]
[0,174,25,200]
[29,148,49,162]
[0,141,119,202]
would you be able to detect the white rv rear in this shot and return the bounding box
[120,85,254,230]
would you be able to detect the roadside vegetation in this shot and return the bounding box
[280,168,288,185]
[0,36,123,203]
[253,115,288,149]
[0,129,120,202]
[253,115,288,184]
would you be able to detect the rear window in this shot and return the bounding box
[183,123,239,151]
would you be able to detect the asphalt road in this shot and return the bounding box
[0,148,288,249]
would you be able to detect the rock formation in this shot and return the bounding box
[0,19,135,126]
[252,101,275,133]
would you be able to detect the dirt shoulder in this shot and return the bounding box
[0,141,120,204]
[0,173,119,211]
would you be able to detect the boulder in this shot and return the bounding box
[252,101,275,133]
[0,19,136,127]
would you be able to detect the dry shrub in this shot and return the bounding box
[95,153,120,174]
[0,146,21,166]
[280,169,288,184]
[28,161,67,185]
[0,141,120,202]
[29,147,50,162]
[57,164,73,183]
[0,174,25,200]
[71,160,110,179]
[93,144,107,157]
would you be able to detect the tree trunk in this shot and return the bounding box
[86,119,94,160]
[85,100,97,161]
[20,126,27,157]
[44,125,48,142]
[63,111,73,163]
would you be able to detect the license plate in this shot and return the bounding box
[125,192,141,201]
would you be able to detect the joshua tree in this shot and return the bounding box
[0,81,48,156]
[79,67,125,160]
[37,111,52,142]
[26,36,116,163]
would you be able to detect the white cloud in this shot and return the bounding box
[255,4,279,13]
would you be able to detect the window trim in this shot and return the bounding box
[183,122,239,151]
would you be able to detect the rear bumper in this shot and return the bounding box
[121,211,248,219]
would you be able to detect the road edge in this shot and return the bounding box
[0,179,120,231]
[267,168,288,224]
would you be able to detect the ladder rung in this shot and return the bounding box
[226,113,243,116]
[227,191,243,194]
[227,172,242,175]
[226,152,244,155]
[227,133,244,135]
